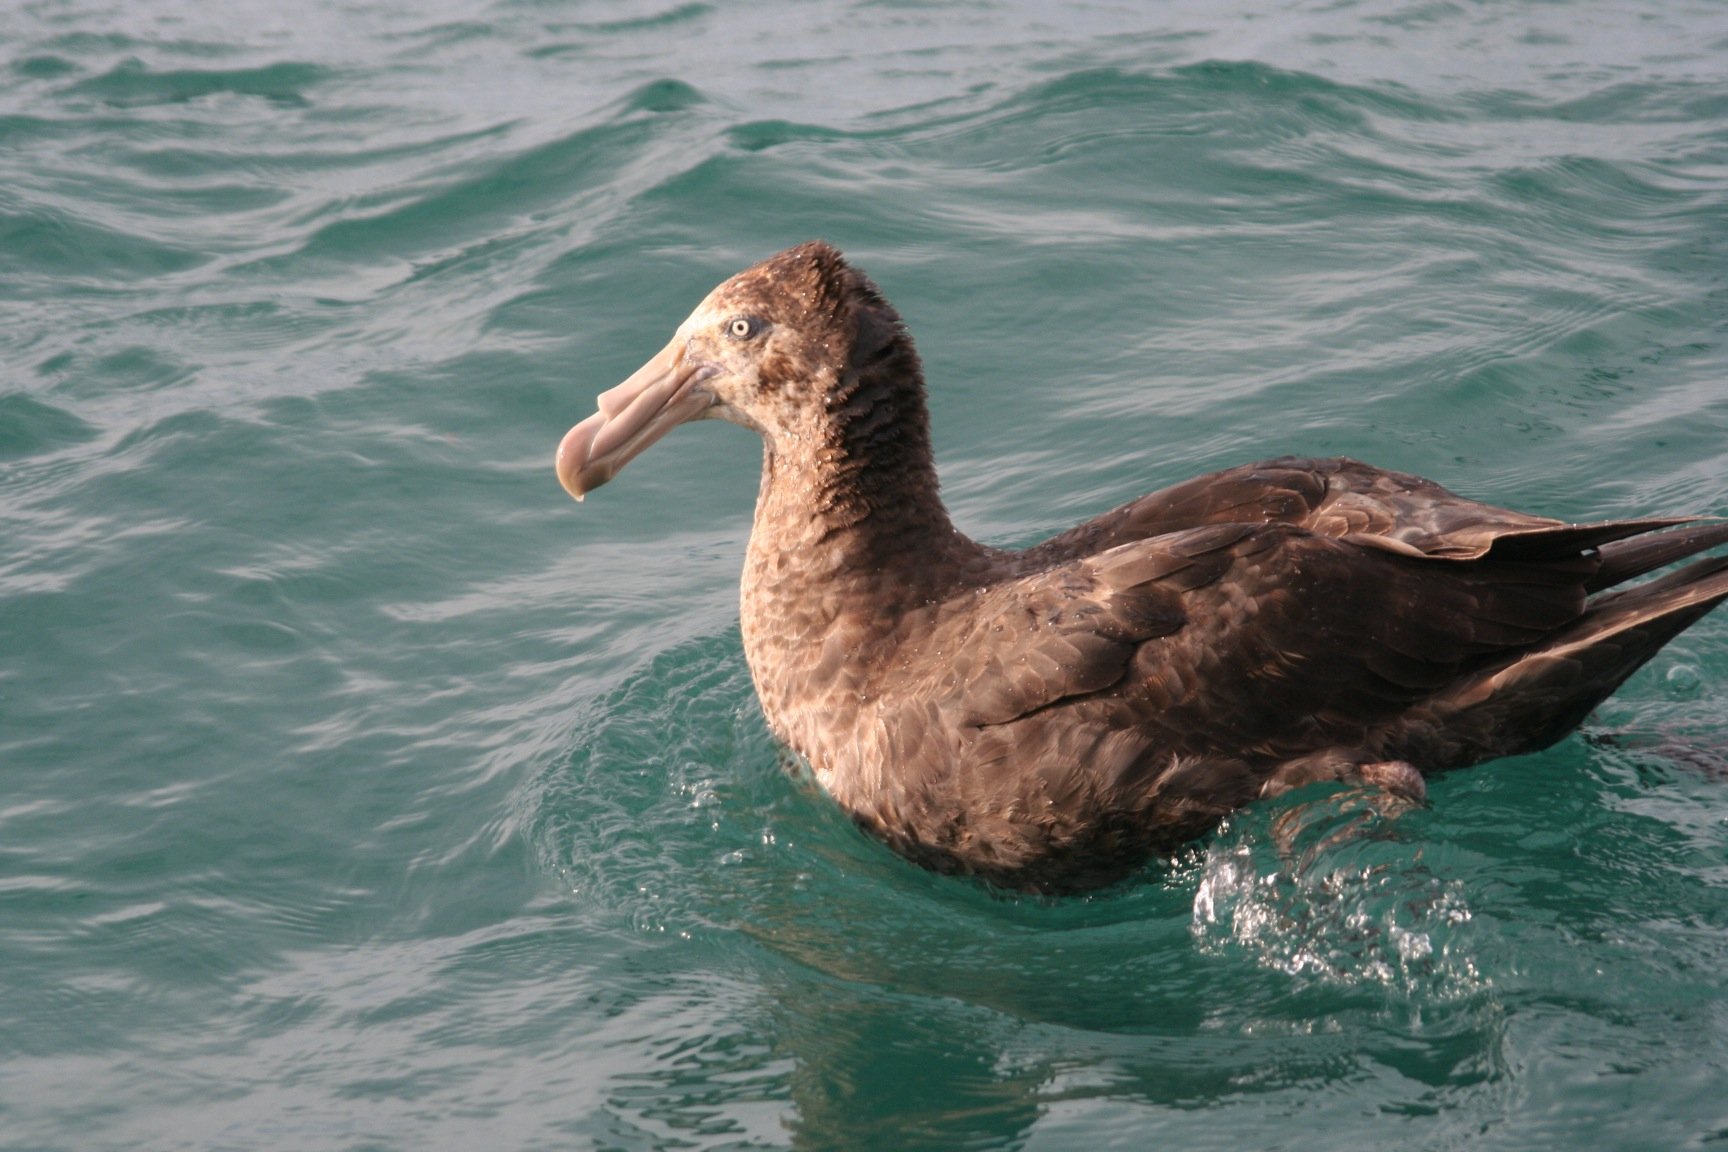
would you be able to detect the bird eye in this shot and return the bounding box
[726,316,760,340]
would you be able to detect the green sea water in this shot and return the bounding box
[5,1,1728,1148]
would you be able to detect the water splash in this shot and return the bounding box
[1190,791,1484,1002]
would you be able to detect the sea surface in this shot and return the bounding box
[5,1,1728,1148]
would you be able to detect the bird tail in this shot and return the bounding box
[1434,531,1728,763]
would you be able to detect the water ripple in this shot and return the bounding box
[4,0,1728,1146]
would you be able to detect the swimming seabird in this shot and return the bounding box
[557,242,1728,892]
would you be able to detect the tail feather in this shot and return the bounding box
[1432,547,1728,763]
[1546,555,1728,664]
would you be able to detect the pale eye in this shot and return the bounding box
[726,316,760,340]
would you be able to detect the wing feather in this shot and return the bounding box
[926,518,1599,754]
[1019,456,1669,567]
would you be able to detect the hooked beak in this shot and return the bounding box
[555,340,716,501]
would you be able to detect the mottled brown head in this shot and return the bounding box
[556,242,926,501]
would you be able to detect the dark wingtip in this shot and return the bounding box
[1587,519,1728,592]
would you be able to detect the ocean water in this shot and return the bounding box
[4,0,1728,1148]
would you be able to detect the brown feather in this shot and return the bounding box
[559,242,1728,892]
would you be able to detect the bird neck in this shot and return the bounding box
[750,354,975,593]
[737,359,987,737]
